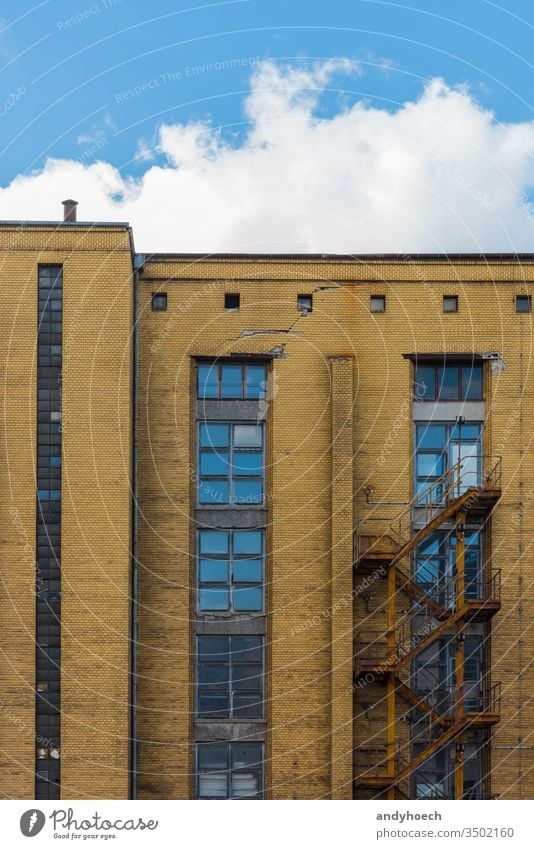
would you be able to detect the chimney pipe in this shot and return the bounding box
[62,199,78,222]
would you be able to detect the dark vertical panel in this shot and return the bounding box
[35,265,62,800]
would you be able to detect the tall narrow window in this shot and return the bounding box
[198,529,264,611]
[197,635,264,719]
[415,422,482,502]
[36,265,62,800]
[198,422,264,505]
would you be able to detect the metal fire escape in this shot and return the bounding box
[353,457,502,799]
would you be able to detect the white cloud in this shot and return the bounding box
[2,60,534,253]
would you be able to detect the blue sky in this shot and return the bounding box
[1,0,534,251]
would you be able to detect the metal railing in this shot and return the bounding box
[355,455,502,562]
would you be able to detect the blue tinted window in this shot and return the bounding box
[199,423,229,447]
[437,366,458,400]
[462,365,482,400]
[200,452,229,476]
[414,365,436,400]
[198,423,264,506]
[199,480,230,504]
[234,480,262,504]
[196,637,263,722]
[233,530,262,554]
[199,560,229,582]
[199,588,229,609]
[199,531,229,555]
[233,587,263,610]
[245,365,266,399]
[233,452,263,476]
[197,362,267,400]
[198,529,264,612]
[221,365,242,398]
[198,364,218,398]
[233,560,262,582]
[417,424,446,450]
[417,453,445,478]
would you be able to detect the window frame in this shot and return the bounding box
[151,292,167,311]
[515,294,532,313]
[197,361,267,400]
[370,294,386,313]
[197,528,264,612]
[196,742,264,799]
[297,293,313,313]
[414,421,482,502]
[197,421,265,506]
[224,292,240,310]
[196,635,265,720]
[443,295,458,313]
[413,362,483,401]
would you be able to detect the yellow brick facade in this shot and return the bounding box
[2,233,534,799]
[0,225,133,799]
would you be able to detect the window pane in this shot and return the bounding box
[198,743,228,769]
[417,453,445,478]
[233,586,263,610]
[233,480,262,505]
[198,636,229,660]
[417,424,446,450]
[437,366,459,400]
[231,743,262,769]
[459,423,481,441]
[198,364,218,398]
[200,452,229,476]
[233,530,262,554]
[462,365,482,400]
[198,665,228,685]
[198,693,230,718]
[199,423,230,447]
[414,365,435,400]
[233,452,263,476]
[221,365,243,399]
[231,772,260,798]
[233,559,262,582]
[245,365,266,399]
[199,480,230,504]
[199,531,229,555]
[199,772,228,798]
[233,693,263,719]
[199,559,229,582]
[232,665,262,691]
[232,636,263,660]
[234,424,263,447]
[199,588,230,610]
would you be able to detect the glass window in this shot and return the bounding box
[198,364,218,398]
[197,636,264,720]
[414,364,436,400]
[198,529,264,612]
[443,295,458,312]
[370,295,385,312]
[197,362,267,399]
[151,292,167,311]
[415,421,481,502]
[221,365,242,398]
[198,422,264,506]
[516,294,531,313]
[297,294,313,313]
[414,362,483,401]
[197,742,263,799]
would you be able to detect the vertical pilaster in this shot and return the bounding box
[330,356,354,799]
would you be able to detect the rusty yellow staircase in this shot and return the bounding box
[353,457,502,799]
